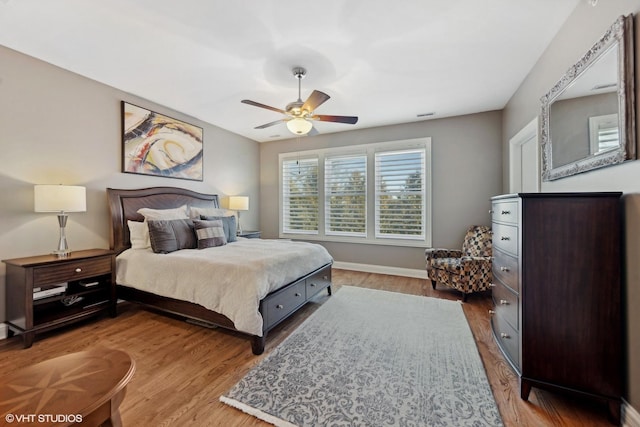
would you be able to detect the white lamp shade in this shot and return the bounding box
[34,185,87,213]
[286,118,313,135]
[228,196,249,211]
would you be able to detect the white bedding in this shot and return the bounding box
[116,238,333,336]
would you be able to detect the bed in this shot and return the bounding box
[107,186,333,354]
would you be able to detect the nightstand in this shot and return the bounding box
[3,249,116,348]
[238,231,261,239]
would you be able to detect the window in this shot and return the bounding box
[375,149,425,240]
[279,137,431,246]
[325,155,367,236]
[282,157,319,234]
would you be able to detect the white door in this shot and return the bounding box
[509,118,539,193]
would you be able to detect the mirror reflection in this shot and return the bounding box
[549,44,618,167]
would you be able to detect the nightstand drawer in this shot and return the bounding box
[33,256,112,286]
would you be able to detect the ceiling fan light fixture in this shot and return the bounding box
[287,117,313,135]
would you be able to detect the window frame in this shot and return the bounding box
[278,137,432,247]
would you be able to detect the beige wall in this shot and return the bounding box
[0,45,260,324]
[502,1,640,412]
[259,111,503,270]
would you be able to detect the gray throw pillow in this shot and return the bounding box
[200,215,237,242]
[193,219,227,249]
[147,219,196,253]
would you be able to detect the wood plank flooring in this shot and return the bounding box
[0,269,613,426]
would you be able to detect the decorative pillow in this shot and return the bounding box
[193,219,227,249]
[147,219,197,254]
[138,205,188,221]
[200,215,237,243]
[127,220,150,249]
[189,206,233,219]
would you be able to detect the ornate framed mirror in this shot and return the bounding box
[541,14,635,181]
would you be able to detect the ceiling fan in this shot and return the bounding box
[241,67,358,136]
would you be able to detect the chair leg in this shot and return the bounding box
[431,280,436,290]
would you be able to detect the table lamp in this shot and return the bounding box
[228,196,249,235]
[34,185,87,257]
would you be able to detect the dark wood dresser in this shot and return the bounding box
[490,192,623,423]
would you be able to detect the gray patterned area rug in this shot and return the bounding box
[220,286,503,426]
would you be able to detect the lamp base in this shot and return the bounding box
[55,213,70,258]
[53,249,71,258]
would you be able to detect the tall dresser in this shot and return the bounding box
[490,192,623,423]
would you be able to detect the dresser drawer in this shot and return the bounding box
[492,223,518,256]
[492,314,520,370]
[306,269,331,299]
[493,249,519,292]
[493,281,518,330]
[263,281,306,329]
[492,201,518,224]
[33,256,112,286]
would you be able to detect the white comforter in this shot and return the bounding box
[116,239,333,336]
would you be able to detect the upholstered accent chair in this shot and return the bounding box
[425,225,493,302]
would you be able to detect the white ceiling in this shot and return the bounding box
[0,0,580,142]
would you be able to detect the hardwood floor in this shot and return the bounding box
[0,269,614,426]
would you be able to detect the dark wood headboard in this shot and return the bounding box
[107,187,219,254]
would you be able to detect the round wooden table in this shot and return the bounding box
[0,348,135,426]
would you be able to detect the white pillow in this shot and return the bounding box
[128,220,150,249]
[137,205,189,220]
[135,205,188,250]
[189,206,234,219]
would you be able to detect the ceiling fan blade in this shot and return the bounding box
[302,90,330,112]
[254,119,285,129]
[312,114,359,125]
[241,99,286,114]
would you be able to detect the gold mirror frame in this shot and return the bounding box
[541,15,635,181]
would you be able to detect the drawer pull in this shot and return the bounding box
[500,266,509,272]
[276,304,284,309]
[323,275,328,280]
[489,210,494,214]
[499,299,509,305]
[500,332,510,339]
[75,268,82,273]
[488,309,495,315]
[310,283,316,287]
[501,210,511,215]
[295,293,301,297]
[500,236,510,241]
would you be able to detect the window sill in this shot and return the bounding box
[278,233,431,248]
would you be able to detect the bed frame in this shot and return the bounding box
[107,186,332,354]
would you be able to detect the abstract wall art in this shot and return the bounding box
[122,101,203,181]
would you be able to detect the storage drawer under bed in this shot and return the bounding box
[263,281,306,330]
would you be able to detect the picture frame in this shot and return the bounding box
[121,101,203,181]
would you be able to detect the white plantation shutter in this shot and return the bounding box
[324,155,367,236]
[375,149,425,239]
[596,125,619,152]
[282,157,319,234]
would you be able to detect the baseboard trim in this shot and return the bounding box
[624,399,640,427]
[0,323,7,340]
[332,261,428,279]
